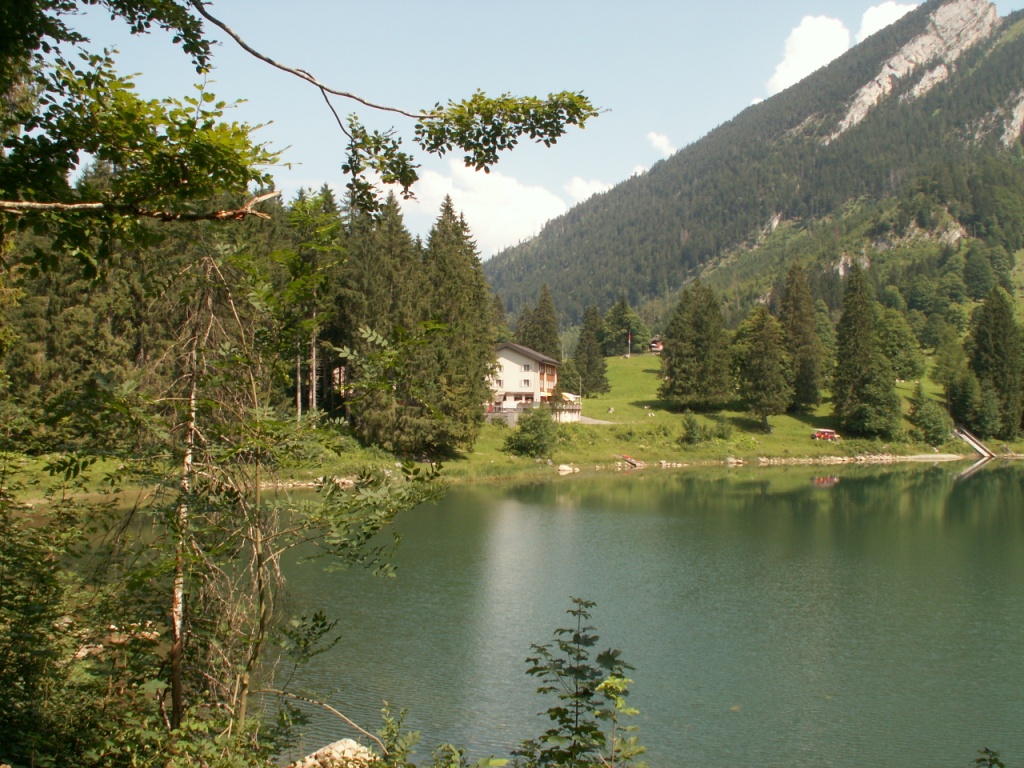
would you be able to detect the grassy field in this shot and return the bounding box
[439,353,1023,481]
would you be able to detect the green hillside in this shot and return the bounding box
[485,0,1024,326]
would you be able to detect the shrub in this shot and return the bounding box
[504,407,558,459]
[679,411,713,445]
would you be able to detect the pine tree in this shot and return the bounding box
[492,293,513,342]
[414,198,496,453]
[877,307,925,381]
[573,306,609,396]
[659,280,732,411]
[814,299,837,388]
[516,285,561,360]
[515,303,534,348]
[733,305,793,430]
[832,265,901,437]
[331,193,421,437]
[966,287,1024,439]
[779,264,822,412]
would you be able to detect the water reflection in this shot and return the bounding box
[283,464,1024,767]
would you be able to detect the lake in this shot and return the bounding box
[282,462,1024,767]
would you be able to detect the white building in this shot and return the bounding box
[489,342,559,408]
[487,342,581,424]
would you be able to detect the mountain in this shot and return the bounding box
[484,0,1024,325]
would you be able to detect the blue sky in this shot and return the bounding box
[75,1,1024,257]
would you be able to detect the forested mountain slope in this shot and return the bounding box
[485,0,1024,323]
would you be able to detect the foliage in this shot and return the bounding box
[1,1,597,270]
[514,598,647,768]
[504,406,558,459]
[972,748,1005,768]
[573,306,610,396]
[732,305,793,430]
[966,287,1024,439]
[779,264,823,411]
[602,297,650,356]
[659,280,732,411]
[877,307,925,381]
[908,383,953,446]
[832,265,901,438]
[516,284,561,361]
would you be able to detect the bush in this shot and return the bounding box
[910,398,954,446]
[679,411,713,445]
[504,407,558,458]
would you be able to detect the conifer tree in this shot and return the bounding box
[779,264,822,412]
[832,265,901,437]
[573,305,610,396]
[330,193,421,434]
[733,305,793,430]
[814,299,837,387]
[966,287,1024,439]
[659,280,732,410]
[877,307,925,381]
[492,293,514,342]
[414,198,495,453]
[517,285,561,360]
[515,303,534,348]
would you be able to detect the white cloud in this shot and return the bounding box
[765,4,918,98]
[647,131,677,157]
[767,15,851,95]
[565,176,613,203]
[399,159,568,258]
[857,2,917,43]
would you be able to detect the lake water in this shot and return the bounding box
[282,463,1024,767]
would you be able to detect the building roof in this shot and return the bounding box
[494,341,561,367]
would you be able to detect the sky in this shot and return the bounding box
[74,1,1024,258]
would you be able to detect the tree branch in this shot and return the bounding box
[254,688,388,755]
[188,0,427,121]
[0,190,282,221]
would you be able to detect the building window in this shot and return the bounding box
[522,379,531,387]
[495,379,503,388]
[522,364,532,372]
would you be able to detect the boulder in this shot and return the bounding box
[290,739,377,768]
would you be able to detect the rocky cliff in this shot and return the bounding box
[829,0,1000,140]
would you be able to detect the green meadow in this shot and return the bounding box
[441,354,1023,482]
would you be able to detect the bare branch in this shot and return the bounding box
[0,190,283,221]
[188,0,427,121]
[254,688,388,755]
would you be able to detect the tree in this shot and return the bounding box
[1,1,598,270]
[832,265,901,438]
[877,307,925,381]
[814,299,837,388]
[966,287,1024,439]
[779,264,822,412]
[602,297,650,356]
[659,281,732,411]
[492,293,513,342]
[733,305,793,430]
[415,198,496,453]
[573,306,610,396]
[342,198,495,456]
[275,186,345,420]
[517,284,561,361]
